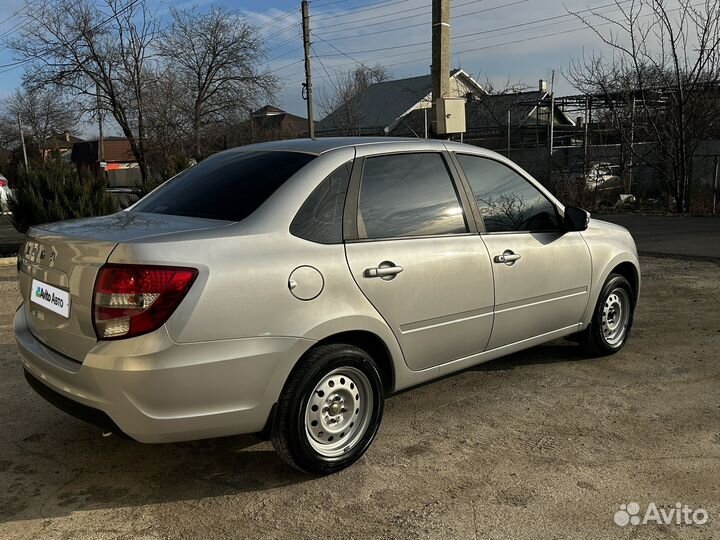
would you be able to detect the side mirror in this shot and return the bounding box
[564,206,590,232]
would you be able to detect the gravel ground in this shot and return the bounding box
[1,256,719,540]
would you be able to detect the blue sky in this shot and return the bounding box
[0,0,616,133]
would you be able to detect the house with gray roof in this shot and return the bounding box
[392,81,576,148]
[316,69,486,137]
[465,88,575,137]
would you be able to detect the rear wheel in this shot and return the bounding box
[271,343,384,475]
[580,273,635,356]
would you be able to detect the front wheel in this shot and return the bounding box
[580,273,635,356]
[271,343,384,475]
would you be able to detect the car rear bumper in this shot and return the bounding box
[14,307,314,443]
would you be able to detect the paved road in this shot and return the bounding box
[1,256,719,539]
[594,213,720,259]
[0,215,23,255]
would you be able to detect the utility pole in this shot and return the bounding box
[431,0,450,138]
[301,0,315,139]
[17,113,28,172]
[97,83,105,163]
[507,109,511,157]
[713,156,718,216]
[583,97,589,182]
[547,70,555,186]
[628,95,636,194]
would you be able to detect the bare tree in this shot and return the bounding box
[4,85,78,159]
[10,0,157,185]
[158,6,277,160]
[144,67,193,175]
[475,73,530,95]
[568,0,720,212]
[318,64,391,135]
[0,117,16,150]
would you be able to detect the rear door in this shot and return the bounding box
[344,150,495,371]
[452,153,592,349]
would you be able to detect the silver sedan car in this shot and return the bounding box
[15,138,639,474]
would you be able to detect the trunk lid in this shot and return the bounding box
[18,211,228,361]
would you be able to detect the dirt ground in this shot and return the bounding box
[1,256,718,540]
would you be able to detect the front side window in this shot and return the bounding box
[134,151,315,221]
[357,153,467,239]
[290,161,352,244]
[455,154,561,233]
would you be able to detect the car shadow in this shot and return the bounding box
[471,340,591,371]
[0,347,311,523]
[1,339,588,523]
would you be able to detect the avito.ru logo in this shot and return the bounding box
[615,502,708,527]
[35,286,65,308]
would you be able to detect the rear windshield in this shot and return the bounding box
[133,151,316,221]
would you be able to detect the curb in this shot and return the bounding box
[0,256,17,267]
[638,251,720,263]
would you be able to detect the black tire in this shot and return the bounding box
[580,273,635,356]
[271,343,384,475]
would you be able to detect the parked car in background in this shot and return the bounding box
[15,138,640,475]
[0,174,10,213]
[585,162,621,191]
[105,186,143,210]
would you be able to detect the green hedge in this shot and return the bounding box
[8,160,116,233]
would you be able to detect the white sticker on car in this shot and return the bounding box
[30,279,70,318]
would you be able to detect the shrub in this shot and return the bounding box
[8,160,116,233]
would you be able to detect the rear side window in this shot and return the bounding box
[291,161,352,244]
[133,151,315,221]
[455,154,561,232]
[357,153,467,239]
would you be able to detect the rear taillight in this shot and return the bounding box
[0,179,7,187]
[93,264,198,340]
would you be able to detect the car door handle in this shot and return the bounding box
[493,250,521,265]
[364,263,403,279]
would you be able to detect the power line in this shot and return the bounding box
[272,58,305,72]
[315,0,631,42]
[311,0,352,8]
[267,45,304,62]
[313,0,487,32]
[310,45,341,96]
[0,0,144,74]
[451,0,632,44]
[0,0,30,29]
[261,19,302,39]
[313,34,369,69]
[266,28,301,52]
[0,0,99,45]
[0,58,30,70]
[311,1,446,30]
[0,12,31,42]
[0,0,95,57]
[256,7,299,30]
[315,0,529,56]
[311,0,413,23]
[308,1,696,80]
[310,0,631,63]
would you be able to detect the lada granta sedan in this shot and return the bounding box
[15,138,639,474]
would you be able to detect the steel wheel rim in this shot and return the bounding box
[601,287,630,347]
[304,366,373,458]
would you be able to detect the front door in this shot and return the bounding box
[344,151,495,371]
[453,153,592,349]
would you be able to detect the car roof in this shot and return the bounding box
[218,137,448,156]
